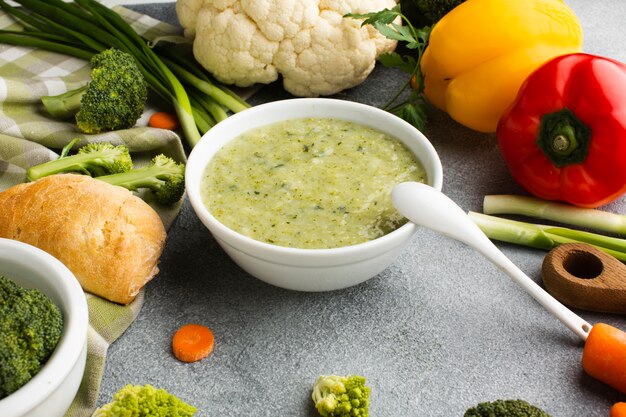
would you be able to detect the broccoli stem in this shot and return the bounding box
[97,154,185,205]
[27,151,103,179]
[98,167,167,190]
[41,85,86,119]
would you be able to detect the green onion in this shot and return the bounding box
[483,195,626,235]
[468,211,626,261]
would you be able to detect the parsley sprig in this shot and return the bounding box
[346,6,431,132]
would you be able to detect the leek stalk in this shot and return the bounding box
[468,211,626,261]
[483,195,626,235]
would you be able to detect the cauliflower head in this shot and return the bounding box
[176,0,398,97]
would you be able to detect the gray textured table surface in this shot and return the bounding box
[104,2,626,416]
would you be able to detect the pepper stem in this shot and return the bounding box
[537,108,591,167]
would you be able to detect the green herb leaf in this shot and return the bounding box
[378,52,415,73]
[396,102,428,132]
[344,6,400,26]
[371,21,416,44]
[346,4,432,132]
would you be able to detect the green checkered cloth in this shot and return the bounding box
[0,6,186,417]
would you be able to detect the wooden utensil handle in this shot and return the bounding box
[542,243,626,314]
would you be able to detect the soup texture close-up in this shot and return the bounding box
[201,117,427,249]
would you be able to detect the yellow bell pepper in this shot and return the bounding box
[420,0,583,133]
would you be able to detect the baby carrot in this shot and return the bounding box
[149,111,180,131]
[582,323,626,394]
[172,323,214,363]
[610,402,626,417]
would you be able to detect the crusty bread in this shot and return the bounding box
[0,174,167,304]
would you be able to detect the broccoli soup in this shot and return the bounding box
[201,118,427,249]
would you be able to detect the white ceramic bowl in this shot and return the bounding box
[0,238,88,417]
[186,98,443,291]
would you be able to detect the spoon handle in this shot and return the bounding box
[392,182,592,341]
[480,240,592,340]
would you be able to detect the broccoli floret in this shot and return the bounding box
[26,142,132,181]
[0,275,63,399]
[41,48,148,134]
[312,374,370,417]
[413,0,465,24]
[464,399,552,417]
[97,154,185,205]
[92,384,197,417]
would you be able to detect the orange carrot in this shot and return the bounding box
[172,323,214,363]
[582,323,626,394]
[610,403,626,417]
[149,111,180,131]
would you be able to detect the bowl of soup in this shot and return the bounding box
[186,98,443,291]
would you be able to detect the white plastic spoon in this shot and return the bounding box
[391,181,592,341]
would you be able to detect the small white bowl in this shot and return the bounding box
[186,98,443,291]
[0,238,88,417]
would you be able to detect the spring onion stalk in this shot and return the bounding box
[155,45,251,111]
[468,211,626,261]
[483,195,626,235]
[0,33,93,60]
[190,91,228,124]
[162,57,249,114]
[0,0,249,148]
[190,104,215,135]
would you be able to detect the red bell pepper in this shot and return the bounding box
[496,53,626,208]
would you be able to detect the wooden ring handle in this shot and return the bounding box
[541,242,626,314]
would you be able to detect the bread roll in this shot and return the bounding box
[0,174,166,304]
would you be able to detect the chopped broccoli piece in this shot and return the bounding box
[41,48,148,134]
[92,384,197,417]
[312,374,370,417]
[97,154,185,205]
[0,275,63,399]
[412,0,466,24]
[26,142,132,181]
[464,399,552,417]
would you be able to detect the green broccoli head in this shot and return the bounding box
[26,142,132,181]
[0,275,63,399]
[464,399,552,417]
[414,0,465,23]
[312,375,370,417]
[97,153,185,205]
[41,48,147,134]
[76,142,133,176]
[92,384,197,417]
[76,48,148,134]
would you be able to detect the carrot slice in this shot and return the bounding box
[149,111,180,131]
[611,403,626,417]
[172,323,214,363]
[582,323,626,394]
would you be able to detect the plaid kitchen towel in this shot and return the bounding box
[0,6,187,417]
